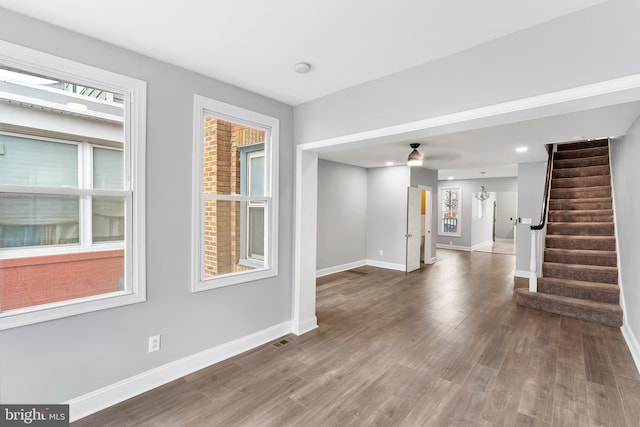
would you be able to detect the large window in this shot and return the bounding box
[439,186,461,236]
[192,96,278,291]
[0,41,146,329]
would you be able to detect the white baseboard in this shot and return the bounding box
[292,316,318,335]
[471,240,494,251]
[366,259,406,272]
[514,269,531,278]
[66,321,292,422]
[495,238,514,242]
[316,260,366,277]
[621,323,640,375]
[436,243,471,251]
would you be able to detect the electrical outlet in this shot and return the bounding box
[379,250,383,256]
[148,335,161,352]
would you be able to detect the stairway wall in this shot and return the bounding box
[515,162,547,274]
[610,115,640,368]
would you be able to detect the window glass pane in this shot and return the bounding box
[248,152,265,197]
[441,188,460,234]
[0,193,79,247]
[93,196,125,242]
[202,116,265,195]
[0,134,78,187]
[0,244,124,312]
[202,200,264,278]
[93,148,124,190]
[248,204,265,259]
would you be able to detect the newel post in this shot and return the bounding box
[529,229,539,292]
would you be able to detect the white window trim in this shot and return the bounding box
[439,186,462,237]
[0,40,146,330]
[191,95,279,291]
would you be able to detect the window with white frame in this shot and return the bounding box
[192,95,278,291]
[439,186,461,236]
[0,41,146,330]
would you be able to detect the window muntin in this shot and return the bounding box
[193,96,278,291]
[440,186,461,236]
[0,40,146,329]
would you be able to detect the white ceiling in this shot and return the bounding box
[3,0,638,179]
[0,0,607,106]
[317,101,640,179]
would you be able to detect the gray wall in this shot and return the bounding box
[316,160,367,270]
[410,167,439,259]
[515,163,547,273]
[470,193,496,247]
[495,192,518,240]
[610,119,640,352]
[366,166,411,267]
[437,177,518,248]
[0,9,294,403]
[294,0,640,145]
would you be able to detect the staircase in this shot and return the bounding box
[516,139,623,327]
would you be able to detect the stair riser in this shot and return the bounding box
[547,223,614,236]
[548,212,613,223]
[556,139,608,151]
[550,187,611,199]
[545,237,616,251]
[554,156,609,169]
[543,265,618,284]
[551,175,611,188]
[544,252,617,267]
[515,291,622,327]
[549,200,612,210]
[537,281,619,304]
[554,146,609,160]
[552,165,610,179]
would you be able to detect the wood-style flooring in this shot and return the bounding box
[73,250,640,426]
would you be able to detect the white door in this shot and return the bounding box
[406,187,422,273]
[423,189,433,264]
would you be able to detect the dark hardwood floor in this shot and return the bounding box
[74,250,640,426]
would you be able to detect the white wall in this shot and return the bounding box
[471,193,496,248]
[0,8,294,404]
[366,166,411,268]
[515,162,547,273]
[294,0,640,145]
[610,118,640,364]
[316,160,367,270]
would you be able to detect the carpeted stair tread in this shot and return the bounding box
[546,222,614,236]
[548,209,613,223]
[552,164,610,179]
[550,175,611,188]
[553,155,609,169]
[545,235,616,251]
[543,262,618,284]
[544,248,617,267]
[515,288,622,327]
[554,146,609,160]
[549,197,612,210]
[550,186,611,199]
[537,277,619,304]
[556,139,608,151]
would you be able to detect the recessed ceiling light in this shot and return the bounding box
[294,62,311,74]
[448,176,454,180]
[386,161,394,166]
[66,102,87,111]
[516,146,528,153]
